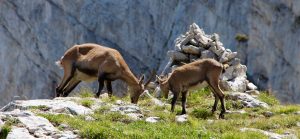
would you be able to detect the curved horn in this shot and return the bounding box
[144,70,156,87]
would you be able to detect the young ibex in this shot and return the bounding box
[156,59,226,118]
[55,43,153,104]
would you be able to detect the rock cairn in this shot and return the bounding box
[161,23,266,108]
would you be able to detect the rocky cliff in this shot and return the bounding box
[0,0,299,106]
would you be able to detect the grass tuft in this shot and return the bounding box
[191,108,213,119]
[78,88,94,98]
[258,92,280,106]
[80,99,95,108]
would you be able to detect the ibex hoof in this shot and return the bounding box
[219,114,225,119]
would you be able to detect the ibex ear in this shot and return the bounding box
[139,74,145,85]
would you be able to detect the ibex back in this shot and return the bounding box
[56,43,152,104]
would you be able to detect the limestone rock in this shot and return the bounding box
[8,98,93,115]
[126,113,144,121]
[110,105,141,114]
[167,50,189,61]
[220,77,248,92]
[6,127,36,139]
[247,83,258,90]
[182,45,200,55]
[262,111,274,117]
[200,50,217,59]
[240,128,297,139]
[145,117,160,123]
[228,92,269,108]
[175,114,188,123]
[245,90,260,95]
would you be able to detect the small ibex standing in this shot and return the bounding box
[156,59,226,118]
[55,43,153,104]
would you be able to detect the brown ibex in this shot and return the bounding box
[156,59,226,118]
[55,43,153,104]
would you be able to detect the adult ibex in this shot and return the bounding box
[156,59,226,118]
[55,43,153,104]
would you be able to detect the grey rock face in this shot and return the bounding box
[0,0,299,105]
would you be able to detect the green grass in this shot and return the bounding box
[0,124,11,139]
[257,92,280,106]
[0,118,18,139]
[35,88,300,139]
[80,99,95,108]
[78,88,94,98]
[235,33,249,42]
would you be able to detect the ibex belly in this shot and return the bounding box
[189,81,208,91]
[75,70,98,82]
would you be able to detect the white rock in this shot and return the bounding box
[7,127,36,139]
[142,90,166,106]
[153,86,162,98]
[58,130,78,139]
[228,92,269,108]
[200,50,217,59]
[85,115,95,121]
[167,50,189,61]
[240,128,297,139]
[59,124,69,129]
[126,113,144,121]
[220,77,248,92]
[207,119,214,124]
[232,64,247,78]
[175,114,188,123]
[145,117,160,123]
[189,39,198,46]
[110,105,141,114]
[247,83,258,90]
[221,66,235,81]
[182,45,200,55]
[294,111,300,115]
[11,99,93,115]
[115,100,125,105]
[245,90,260,95]
[99,93,109,99]
[0,118,4,127]
[296,122,300,127]
[17,114,57,135]
[211,33,220,41]
[208,44,225,56]
[219,51,237,63]
[262,111,274,117]
[226,110,247,114]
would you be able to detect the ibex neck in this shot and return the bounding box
[122,70,140,88]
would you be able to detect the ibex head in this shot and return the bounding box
[156,75,169,99]
[131,71,156,104]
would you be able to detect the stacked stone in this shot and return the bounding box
[164,23,258,96]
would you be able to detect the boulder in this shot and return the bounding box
[240,128,297,139]
[126,113,144,121]
[167,50,189,61]
[9,98,93,115]
[145,117,160,123]
[175,114,188,123]
[110,105,141,114]
[182,45,201,55]
[247,83,258,90]
[6,127,36,139]
[245,90,260,95]
[200,50,217,59]
[228,92,269,108]
[220,77,248,92]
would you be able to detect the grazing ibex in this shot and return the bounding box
[156,59,226,118]
[55,43,153,104]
